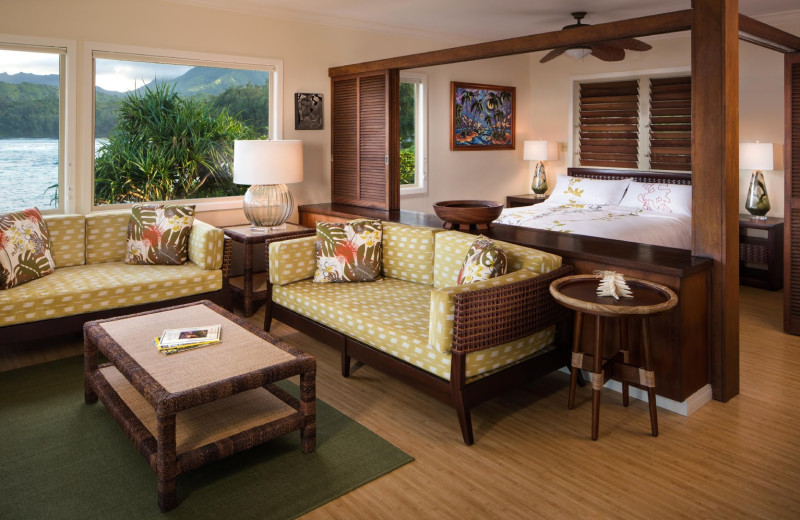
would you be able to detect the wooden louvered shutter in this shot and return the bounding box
[784,54,800,334]
[649,76,692,171]
[578,80,640,169]
[331,70,399,210]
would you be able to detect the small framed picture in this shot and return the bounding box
[451,82,516,150]
[295,93,323,130]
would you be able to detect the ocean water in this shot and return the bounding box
[0,138,59,213]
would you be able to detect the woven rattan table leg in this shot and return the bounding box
[83,336,98,404]
[620,317,630,408]
[568,311,583,410]
[641,317,658,437]
[244,241,254,317]
[300,368,317,453]
[591,315,605,441]
[156,412,178,512]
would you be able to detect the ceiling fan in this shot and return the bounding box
[539,12,652,63]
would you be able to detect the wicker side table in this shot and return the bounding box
[549,275,678,440]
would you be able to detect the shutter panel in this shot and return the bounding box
[578,80,640,169]
[785,54,800,334]
[649,76,692,171]
[331,70,399,210]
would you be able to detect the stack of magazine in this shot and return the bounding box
[154,325,222,355]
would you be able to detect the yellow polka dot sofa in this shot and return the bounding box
[265,221,573,444]
[1,210,230,345]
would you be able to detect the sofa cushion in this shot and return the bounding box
[0,208,56,289]
[0,261,221,327]
[270,236,317,286]
[125,204,195,265]
[86,211,129,264]
[381,222,438,285]
[272,276,555,381]
[314,220,382,283]
[43,215,86,268]
[187,219,225,270]
[434,230,562,288]
[456,236,507,285]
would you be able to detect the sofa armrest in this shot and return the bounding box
[188,219,225,270]
[429,265,573,354]
[267,233,317,286]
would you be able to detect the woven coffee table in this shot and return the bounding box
[83,300,316,512]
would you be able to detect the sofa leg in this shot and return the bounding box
[341,349,351,377]
[450,351,474,444]
[264,303,273,332]
[455,400,474,445]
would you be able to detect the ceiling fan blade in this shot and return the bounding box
[606,37,653,52]
[590,42,626,62]
[539,48,568,63]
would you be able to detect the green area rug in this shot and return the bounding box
[0,356,412,519]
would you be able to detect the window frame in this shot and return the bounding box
[1,34,77,214]
[399,71,427,195]
[82,42,283,214]
[569,67,690,172]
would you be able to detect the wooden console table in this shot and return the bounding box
[739,215,784,290]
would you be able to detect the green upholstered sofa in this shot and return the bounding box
[1,210,230,345]
[264,221,573,444]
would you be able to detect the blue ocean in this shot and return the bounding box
[0,138,59,213]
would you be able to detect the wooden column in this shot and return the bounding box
[691,0,740,401]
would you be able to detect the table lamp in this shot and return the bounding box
[234,140,303,231]
[524,140,557,197]
[740,142,773,220]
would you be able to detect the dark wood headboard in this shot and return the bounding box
[567,167,692,185]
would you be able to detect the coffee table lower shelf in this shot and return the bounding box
[86,364,310,510]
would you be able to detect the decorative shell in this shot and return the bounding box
[595,270,633,300]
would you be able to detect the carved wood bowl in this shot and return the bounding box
[432,200,504,230]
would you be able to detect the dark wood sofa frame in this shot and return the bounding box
[263,232,575,445]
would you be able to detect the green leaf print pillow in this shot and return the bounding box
[456,236,507,285]
[124,204,195,265]
[0,207,56,289]
[314,220,382,283]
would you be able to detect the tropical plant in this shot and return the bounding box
[400,145,415,185]
[94,83,260,205]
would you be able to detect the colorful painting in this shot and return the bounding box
[450,82,515,150]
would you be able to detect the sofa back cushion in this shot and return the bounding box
[43,214,86,268]
[381,222,438,285]
[85,211,130,264]
[433,230,562,288]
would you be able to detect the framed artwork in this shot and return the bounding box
[295,93,323,130]
[450,82,516,150]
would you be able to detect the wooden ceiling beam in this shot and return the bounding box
[329,10,694,77]
[739,14,800,53]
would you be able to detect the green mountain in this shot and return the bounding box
[0,72,59,87]
[142,67,269,97]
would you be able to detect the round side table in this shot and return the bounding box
[549,274,678,440]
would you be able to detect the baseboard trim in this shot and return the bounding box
[558,368,713,416]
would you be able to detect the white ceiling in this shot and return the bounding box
[169,0,800,43]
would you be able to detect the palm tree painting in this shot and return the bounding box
[451,82,516,150]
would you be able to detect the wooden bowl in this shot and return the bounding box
[432,200,504,230]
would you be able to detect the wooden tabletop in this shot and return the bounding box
[549,274,678,318]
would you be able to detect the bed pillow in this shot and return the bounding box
[456,236,507,285]
[619,181,692,216]
[546,175,631,206]
[0,207,56,289]
[314,219,383,283]
[124,204,195,265]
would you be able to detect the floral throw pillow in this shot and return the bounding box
[456,236,507,285]
[314,220,382,283]
[0,207,56,289]
[124,204,195,265]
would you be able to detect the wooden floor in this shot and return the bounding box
[2,286,798,518]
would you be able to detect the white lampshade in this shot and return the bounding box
[739,142,774,171]
[234,140,304,185]
[565,47,592,60]
[523,140,557,161]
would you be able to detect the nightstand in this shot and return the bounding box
[506,194,548,208]
[739,215,784,290]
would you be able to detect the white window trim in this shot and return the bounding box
[568,66,690,170]
[81,42,283,214]
[1,34,77,214]
[400,71,427,196]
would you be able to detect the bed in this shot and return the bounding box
[494,168,693,250]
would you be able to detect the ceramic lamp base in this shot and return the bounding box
[243,184,294,229]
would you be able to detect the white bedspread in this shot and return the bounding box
[494,202,692,250]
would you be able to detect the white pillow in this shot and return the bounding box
[546,175,631,206]
[618,181,692,216]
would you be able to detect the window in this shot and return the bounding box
[574,72,691,171]
[400,72,427,194]
[0,41,71,213]
[88,45,280,207]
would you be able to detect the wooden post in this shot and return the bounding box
[691,0,740,401]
